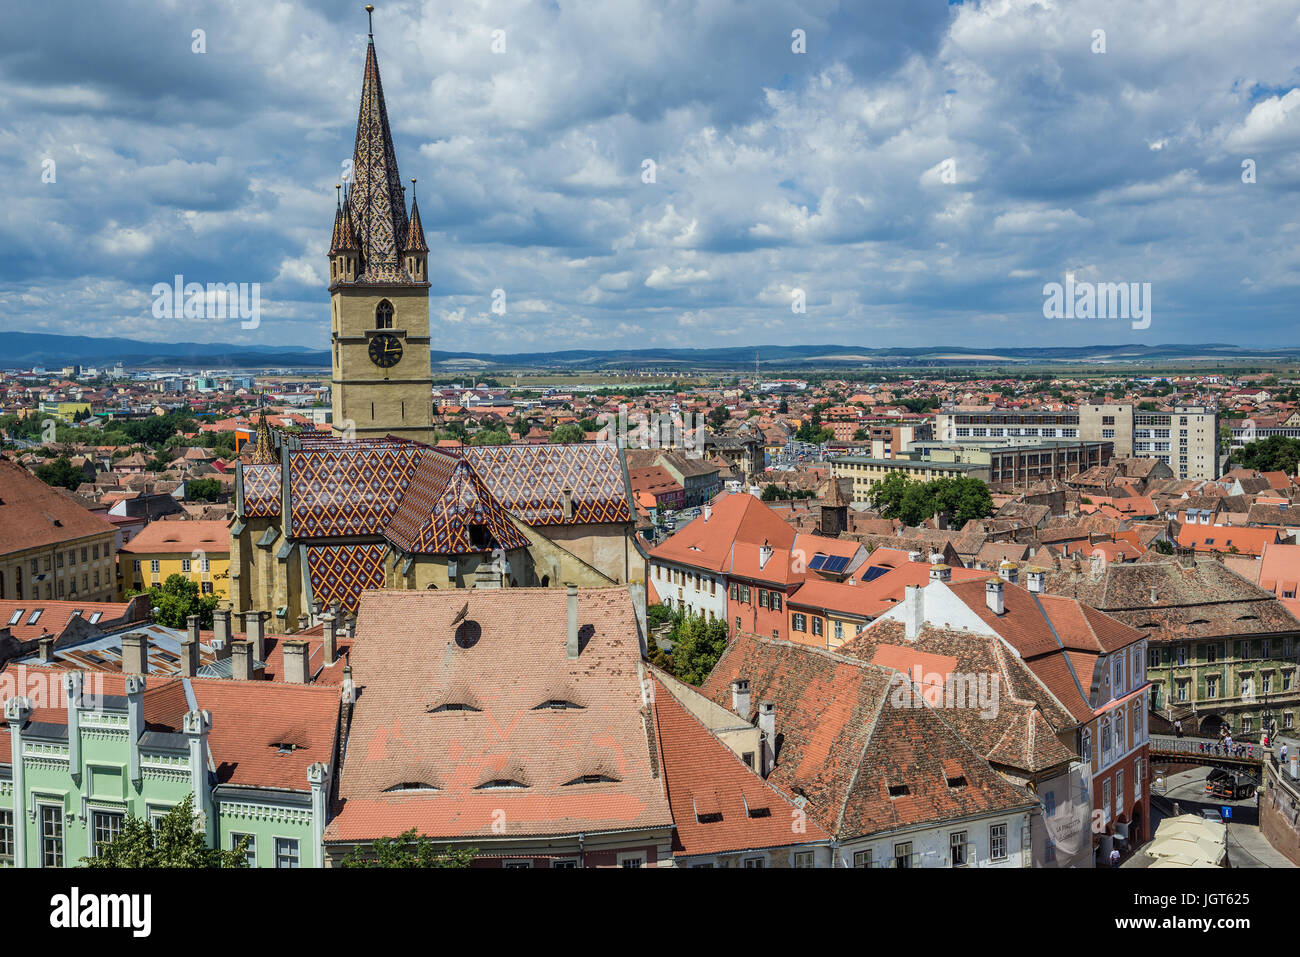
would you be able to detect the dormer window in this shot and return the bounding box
[887,784,909,798]
[562,773,620,786]
[535,700,584,711]
[383,782,438,793]
[376,299,394,329]
[476,779,527,790]
[428,702,481,713]
[946,775,967,789]
[272,741,303,754]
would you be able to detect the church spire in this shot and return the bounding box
[404,178,428,253]
[250,394,277,466]
[346,7,412,283]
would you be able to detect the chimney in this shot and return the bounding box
[1149,585,1158,604]
[322,613,337,665]
[908,550,924,563]
[986,578,1005,615]
[121,633,147,675]
[928,551,944,565]
[187,614,200,645]
[758,540,774,570]
[230,640,254,681]
[37,634,54,663]
[731,679,751,718]
[999,561,1019,584]
[243,611,265,662]
[758,701,777,776]
[703,504,712,522]
[180,633,200,677]
[566,583,579,659]
[1026,567,1045,594]
[904,584,924,640]
[929,563,951,583]
[283,640,310,684]
[473,561,501,589]
[297,614,309,632]
[213,607,231,655]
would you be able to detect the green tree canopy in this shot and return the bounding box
[469,429,511,446]
[341,829,476,868]
[665,613,730,686]
[869,472,992,527]
[34,456,85,491]
[1236,435,1300,473]
[186,478,224,502]
[549,423,585,443]
[128,574,220,629]
[83,795,249,868]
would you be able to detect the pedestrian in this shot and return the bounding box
[1282,742,1289,765]
[1175,719,1182,738]
[1110,847,1121,868]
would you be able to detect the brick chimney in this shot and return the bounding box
[37,634,54,663]
[929,563,951,583]
[121,633,147,675]
[566,583,580,659]
[1026,567,1046,594]
[986,578,1005,615]
[999,561,1019,584]
[731,678,751,718]
[283,640,310,684]
[231,640,254,681]
[243,611,266,662]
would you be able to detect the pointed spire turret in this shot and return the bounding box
[345,18,412,284]
[404,178,428,253]
[250,394,276,466]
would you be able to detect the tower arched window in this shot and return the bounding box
[376,300,394,329]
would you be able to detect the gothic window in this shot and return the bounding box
[376,299,394,329]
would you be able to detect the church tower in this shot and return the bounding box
[328,11,434,443]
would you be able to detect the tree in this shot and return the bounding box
[469,429,510,446]
[1236,435,1300,473]
[186,478,224,502]
[83,795,249,868]
[869,472,992,527]
[129,574,220,629]
[708,404,730,430]
[34,456,84,491]
[669,613,729,685]
[550,423,585,443]
[777,398,789,414]
[341,829,476,868]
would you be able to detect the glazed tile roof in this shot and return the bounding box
[345,39,417,284]
[462,443,634,526]
[306,543,388,614]
[698,634,1037,840]
[287,445,425,537]
[325,588,671,843]
[241,463,281,518]
[383,454,528,554]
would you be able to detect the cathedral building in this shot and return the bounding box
[228,23,639,633]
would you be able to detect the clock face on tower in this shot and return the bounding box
[368,333,403,368]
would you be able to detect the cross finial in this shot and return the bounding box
[365,4,374,38]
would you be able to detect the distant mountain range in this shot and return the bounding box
[4,331,1299,371]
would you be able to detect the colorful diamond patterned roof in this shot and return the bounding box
[306,543,387,613]
[383,454,529,554]
[243,463,282,518]
[462,443,633,526]
[287,445,425,538]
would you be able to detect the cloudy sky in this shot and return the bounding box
[1,0,1298,353]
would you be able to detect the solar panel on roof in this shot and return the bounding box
[860,565,891,583]
[808,554,829,571]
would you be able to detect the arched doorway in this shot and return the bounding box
[1129,806,1142,846]
[1199,713,1226,737]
